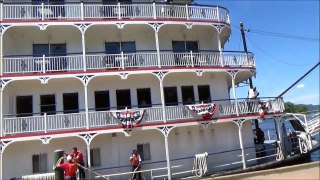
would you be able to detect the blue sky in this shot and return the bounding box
[198,0,320,105]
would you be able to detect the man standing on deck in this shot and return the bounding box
[54,155,78,180]
[129,149,142,180]
[70,147,85,179]
[248,86,260,113]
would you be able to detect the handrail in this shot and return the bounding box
[3,97,281,117]
[2,50,253,58]
[1,2,230,23]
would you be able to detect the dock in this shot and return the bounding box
[208,161,319,179]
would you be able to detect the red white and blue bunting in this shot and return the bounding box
[185,103,216,120]
[111,109,145,129]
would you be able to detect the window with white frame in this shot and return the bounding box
[90,148,101,167]
[32,153,47,173]
[137,143,151,161]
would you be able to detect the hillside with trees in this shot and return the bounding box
[284,102,319,113]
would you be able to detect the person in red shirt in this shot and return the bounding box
[70,147,85,179]
[54,155,77,180]
[129,149,142,180]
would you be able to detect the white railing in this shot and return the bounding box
[165,106,194,121]
[144,107,164,122]
[4,115,45,134]
[3,52,254,74]
[3,55,83,74]
[47,112,86,131]
[88,111,119,128]
[2,2,229,23]
[22,173,55,180]
[2,98,284,135]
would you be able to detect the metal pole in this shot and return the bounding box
[164,135,172,180]
[240,21,253,88]
[278,61,320,97]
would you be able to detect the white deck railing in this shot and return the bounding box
[2,2,229,23]
[2,98,284,135]
[3,51,254,74]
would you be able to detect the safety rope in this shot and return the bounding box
[193,152,208,177]
[77,163,109,180]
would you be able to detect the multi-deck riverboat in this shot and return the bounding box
[0,0,289,179]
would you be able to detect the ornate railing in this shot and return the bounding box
[1,2,229,23]
[2,97,284,135]
[3,51,254,74]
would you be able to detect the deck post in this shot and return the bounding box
[0,1,3,21]
[0,89,3,137]
[217,33,224,67]
[84,85,89,129]
[231,77,239,116]
[0,33,3,76]
[234,120,247,169]
[155,31,161,68]
[164,134,172,180]
[81,32,87,72]
[159,80,166,123]
[0,151,2,180]
[86,144,92,179]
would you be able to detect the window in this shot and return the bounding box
[16,95,33,117]
[95,91,110,111]
[137,88,152,108]
[137,143,151,161]
[105,42,136,54]
[90,148,101,167]
[63,93,79,114]
[172,41,198,52]
[40,94,56,115]
[33,43,66,57]
[32,153,47,173]
[164,87,178,106]
[116,89,131,109]
[181,86,195,105]
[198,85,211,103]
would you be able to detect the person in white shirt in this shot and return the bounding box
[248,86,259,113]
[248,86,259,99]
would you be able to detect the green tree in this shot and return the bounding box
[284,102,308,113]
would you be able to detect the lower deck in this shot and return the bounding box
[2,122,256,179]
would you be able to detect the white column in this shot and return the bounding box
[164,135,171,180]
[86,143,92,180]
[82,32,87,71]
[0,89,3,137]
[86,144,91,168]
[231,77,239,116]
[0,33,3,75]
[155,31,161,68]
[217,33,224,66]
[238,123,246,169]
[159,80,166,122]
[0,151,2,180]
[84,85,89,129]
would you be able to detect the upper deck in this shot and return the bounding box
[0,1,229,24]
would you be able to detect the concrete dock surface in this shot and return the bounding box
[209,161,320,180]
